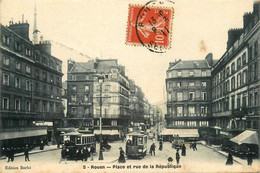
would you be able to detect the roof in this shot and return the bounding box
[95,59,118,73]
[70,61,94,73]
[213,59,218,66]
[170,60,209,70]
[230,130,259,145]
[94,129,119,135]
[160,129,199,138]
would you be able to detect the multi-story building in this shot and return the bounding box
[164,54,216,141]
[0,19,64,152]
[211,2,259,138]
[67,60,95,128]
[67,59,130,139]
[93,59,130,139]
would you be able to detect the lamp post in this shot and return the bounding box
[98,77,104,160]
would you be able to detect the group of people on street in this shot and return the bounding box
[2,145,31,162]
[190,142,197,151]
[225,152,254,166]
[59,144,95,163]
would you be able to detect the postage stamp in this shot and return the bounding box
[126,2,174,53]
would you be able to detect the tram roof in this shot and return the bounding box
[127,132,147,137]
[61,132,94,137]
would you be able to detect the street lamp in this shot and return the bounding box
[97,76,104,160]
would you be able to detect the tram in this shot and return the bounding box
[126,132,147,159]
[61,132,96,160]
[171,135,184,149]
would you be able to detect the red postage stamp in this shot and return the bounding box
[126,3,174,53]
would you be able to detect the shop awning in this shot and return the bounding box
[94,130,119,135]
[230,130,259,145]
[160,129,199,138]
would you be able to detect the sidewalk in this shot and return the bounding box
[0,145,59,160]
[199,141,260,166]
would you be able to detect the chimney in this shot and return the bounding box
[8,20,30,40]
[205,53,213,67]
[226,29,243,50]
[35,40,52,55]
[243,12,253,29]
[67,59,75,72]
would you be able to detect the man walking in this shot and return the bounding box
[150,143,156,156]
[24,145,30,161]
[176,149,180,165]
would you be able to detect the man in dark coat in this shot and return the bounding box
[10,147,14,162]
[181,144,186,156]
[6,147,11,162]
[24,145,30,161]
[176,149,180,165]
[90,144,95,161]
[150,143,156,156]
[159,140,163,151]
[225,153,233,165]
[83,146,89,162]
[247,152,253,165]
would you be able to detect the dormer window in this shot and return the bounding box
[189,71,194,76]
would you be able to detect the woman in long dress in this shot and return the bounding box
[118,147,126,163]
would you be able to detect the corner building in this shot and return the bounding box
[0,21,64,152]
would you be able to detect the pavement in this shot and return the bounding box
[0,144,59,161]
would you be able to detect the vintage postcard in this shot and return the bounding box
[0,0,259,172]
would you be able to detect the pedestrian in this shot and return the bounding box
[225,153,233,165]
[150,143,156,156]
[59,147,67,164]
[193,142,197,151]
[83,146,89,162]
[90,144,95,161]
[118,147,125,163]
[176,149,180,165]
[24,145,30,161]
[10,147,14,162]
[75,149,82,162]
[6,147,11,162]
[181,144,186,156]
[159,140,163,151]
[247,152,253,166]
[40,139,44,150]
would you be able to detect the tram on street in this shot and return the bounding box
[61,132,96,160]
[126,132,147,159]
[171,135,185,149]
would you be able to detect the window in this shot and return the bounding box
[242,52,247,65]
[188,106,195,115]
[3,73,9,86]
[105,85,110,92]
[71,95,77,102]
[14,99,20,111]
[255,92,258,106]
[50,75,54,83]
[231,62,235,74]
[2,97,9,110]
[237,73,241,88]
[202,71,206,77]
[111,120,117,126]
[15,77,21,88]
[237,95,241,109]
[177,92,183,101]
[177,106,183,115]
[2,35,10,45]
[255,62,258,80]
[25,47,31,56]
[43,72,47,80]
[71,107,76,114]
[226,67,230,78]
[237,57,241,70]
[85,75,89,80]
[242,70,247,85]
[16,62,21,70]
[26,101,31,111]
[14,41,21,51]
[84,95,89,102]
[72,85,77,92]
[189,82,194,87]
[249,93,253,107]
[177,71,182,77]
[177,82,181,87]
[231,77,235,90]
[26,66,31,74]
[202,82,206,87]
[3,57,9,66]
[189,92,194,100]
[72,74,76,81]
[201,106,206,114]
[26,81,31,91]
[189,71,194,76]
[201,92,206,100]
[254,41,258,57]
[84,108,90,115]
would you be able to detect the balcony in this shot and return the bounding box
[68,101,92,106]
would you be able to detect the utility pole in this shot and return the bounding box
[99,79,103,160]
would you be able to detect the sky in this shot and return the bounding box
[0,0,255,105]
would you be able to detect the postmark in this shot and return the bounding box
[126,1,174,53]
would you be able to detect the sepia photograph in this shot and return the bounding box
[0,0,259,172]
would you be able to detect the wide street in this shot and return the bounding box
[1,139,258,172]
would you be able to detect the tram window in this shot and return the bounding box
[137,137,143,145]
[76,137,81,144]
[87,137,90,143]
